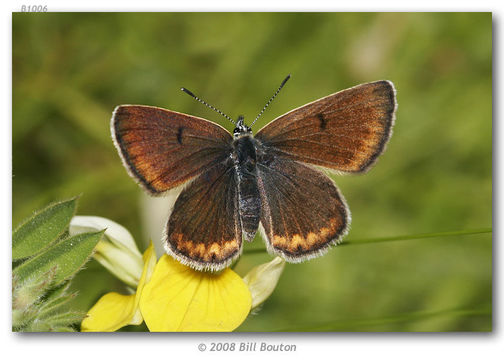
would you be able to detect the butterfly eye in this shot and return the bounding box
[233,125,252,137]
[233,116,252,136]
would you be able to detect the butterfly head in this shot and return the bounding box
[181,74,291,140]
[233,115,252,138]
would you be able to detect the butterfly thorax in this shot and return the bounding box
[232,134,261,242]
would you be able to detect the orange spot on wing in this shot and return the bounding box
[170,233,240,263]
[271,217,343,255]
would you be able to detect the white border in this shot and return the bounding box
[4,3,501,360]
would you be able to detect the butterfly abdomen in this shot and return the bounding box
[233,135,261,241]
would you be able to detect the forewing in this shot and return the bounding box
[256,81,396,173]
[256,157,350,262]
[165,162,242,271]
[112,105,233,194]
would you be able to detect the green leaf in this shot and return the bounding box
[46,326,76,332]
[13,197,78,260]
[22,309,85,331]
[24,318,79,332]
[38,293,76,319]
[44,310,84,326]
[42,281,71,305]
[12,267,58,312]
[13,231,103,287]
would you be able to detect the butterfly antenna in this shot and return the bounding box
[250,74,291,127]
[181,87,236,125]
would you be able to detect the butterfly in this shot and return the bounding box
[111,75,397,271]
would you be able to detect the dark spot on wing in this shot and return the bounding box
[317,113,327,130]
[177,127,184,144]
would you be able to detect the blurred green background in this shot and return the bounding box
[12,12,492,331]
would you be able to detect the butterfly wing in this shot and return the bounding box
[256,156,350,261]
[111,105,233,194]
[165,161,242,271]
[255,81,396,173]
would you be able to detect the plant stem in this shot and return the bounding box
[243,228,492,255]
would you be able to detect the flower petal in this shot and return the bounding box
[93,241,143,287]
[81,243,157,331]
[70,216,144,287]
[139,255,251,332]
[81,292,137,332]
[134,242,157,309]
[243,256,286,308]
[70,216,141,254]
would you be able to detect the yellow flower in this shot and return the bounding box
[81,242,156,331]
[75,216,285,332]
[139,255,251,332]
[82,244,252,332]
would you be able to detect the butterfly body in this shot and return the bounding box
[232,132,261,242]
[112,79,397,271]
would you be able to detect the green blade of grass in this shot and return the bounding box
[275,305,491,332]
[243,228,492,255]
[343,228,492,246]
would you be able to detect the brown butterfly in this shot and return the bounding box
[111,75,397,271]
